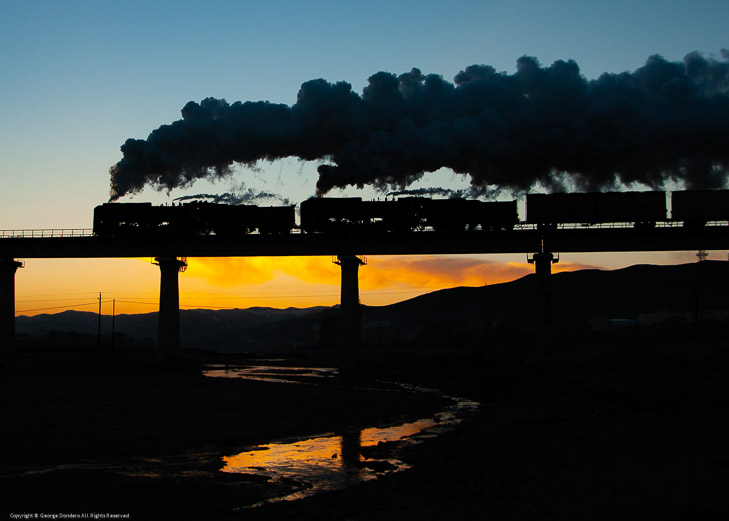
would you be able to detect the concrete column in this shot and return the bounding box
[528,252,558,337]
[155,257,187,355]
[338,255,364,313]
[335,255,365,375]
[0,258,23,353]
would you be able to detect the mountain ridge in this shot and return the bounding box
[16,261,729,351]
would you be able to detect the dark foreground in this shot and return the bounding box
[2,331,728,520]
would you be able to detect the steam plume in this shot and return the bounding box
[173,188,290,205]
[109,51,729,200]
[387,186,503,199]
[387,187,462,198]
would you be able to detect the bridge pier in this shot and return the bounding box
[0,258,23,353]
[528,251,559,340]
[334,255,365,376]
[154,257,187,355]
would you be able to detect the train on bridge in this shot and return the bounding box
[92,190,729,236]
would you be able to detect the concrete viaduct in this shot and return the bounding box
[2,225,729,359]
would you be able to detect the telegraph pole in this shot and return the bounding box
[97,292,102,351]
[111,298,116,354]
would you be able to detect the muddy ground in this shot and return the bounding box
[2,333,728,520]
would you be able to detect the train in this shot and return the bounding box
[93,201,296,236]
[92,190,729,236]
[525,192,667,229]
[298,197,518,233]
[526,190,729,228]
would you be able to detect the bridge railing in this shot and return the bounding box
[1,221,728,238]
[0,229,94,238]
[516,220,729,230]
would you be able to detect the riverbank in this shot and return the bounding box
[247,335,729,520]
[0,351,449,519]
[3,334,728,520]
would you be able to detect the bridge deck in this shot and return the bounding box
[1,226,728,258]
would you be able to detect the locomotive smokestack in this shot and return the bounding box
[109,50,729,200]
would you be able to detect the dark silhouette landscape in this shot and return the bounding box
[16,261,729,351]
[3,261,728,519]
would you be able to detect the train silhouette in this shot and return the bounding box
[93,190,729,236]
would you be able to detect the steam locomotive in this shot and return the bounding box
[92,190,729,237]
[93,201,296,236]
[298,197,518,233]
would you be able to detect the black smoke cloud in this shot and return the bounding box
[386,185,506,199]
[173,188,290,205]
[109,51,729,200]
[387,187,463,198]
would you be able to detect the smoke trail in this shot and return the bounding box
[387,187,462,198]
[387,186,505,199]
[109,50,729,200]
[173,188,291,205]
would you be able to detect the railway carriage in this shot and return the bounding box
[526,192,667,228]
[671,190,729,226]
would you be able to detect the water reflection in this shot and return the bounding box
[222,393,478,505]
[5,364,479,512]
[222,429,408,504]
[204,364,338,385]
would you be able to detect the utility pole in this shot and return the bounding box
[111,299,116,354]
[97,292,102,351]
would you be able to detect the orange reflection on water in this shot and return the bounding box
[360,419,436,447]
[222,434,348,472]
[222,417,439,476]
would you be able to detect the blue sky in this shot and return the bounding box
[3,0,728,228]
[1,0,728,313]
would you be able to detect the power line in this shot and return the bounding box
[16,301,100,313]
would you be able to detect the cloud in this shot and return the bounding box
[186,257,339,287]
[110,50,729,200]
[361,257,595,290]
[184,255,596,293]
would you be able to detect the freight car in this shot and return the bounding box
[526,192,667,228]
[671,190,729,226]
[422,198,518,231]
[93,201,295,236]
[299,197,519,233]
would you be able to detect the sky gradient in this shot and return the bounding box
[2,1,728,315]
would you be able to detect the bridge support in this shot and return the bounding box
[334,255,365,376]
[528,251,559,339]
[154,257,187,355]
[0,258,23,353]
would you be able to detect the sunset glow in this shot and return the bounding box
[13,254,603,317]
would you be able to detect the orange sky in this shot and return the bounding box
[12,255,587,316]
[13,251,709,316]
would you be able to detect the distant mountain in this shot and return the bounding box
[385,261,729,316]
[16,262,729,351]
[361,261,729,345]
[16,306,331,351]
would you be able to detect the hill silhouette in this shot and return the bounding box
[16,261,729,351]
[360,260,729,345]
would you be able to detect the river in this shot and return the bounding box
[204,362,479,507]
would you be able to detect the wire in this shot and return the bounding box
[16,301,100,313]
